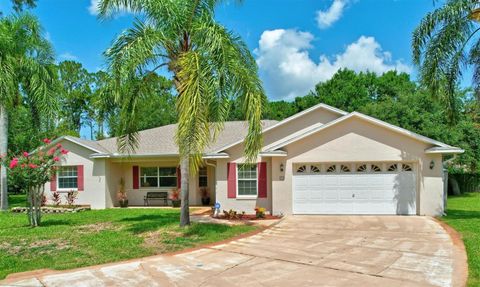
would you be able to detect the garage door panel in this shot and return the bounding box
[293,168,416,215]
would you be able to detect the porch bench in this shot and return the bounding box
[144,191,169,206]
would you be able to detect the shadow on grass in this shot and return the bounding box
[119,214,180,234]
[41,219,72,227]
[446,209,480,220]
[8,194,27,208]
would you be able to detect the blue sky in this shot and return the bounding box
[0,0,438,100]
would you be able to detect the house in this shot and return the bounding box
[43,103,463,215]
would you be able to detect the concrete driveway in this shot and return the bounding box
[1,216,465,287]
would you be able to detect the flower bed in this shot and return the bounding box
[213,214,281,221]
[11,206,90,214]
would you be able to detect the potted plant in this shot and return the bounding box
[117,177,128,208]
[200,187,210,206]
[170,188,181,207]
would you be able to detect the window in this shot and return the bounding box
[387,164,398,172]
[340,165,351,172]
[310,165,320,173]
[58,166,78,190]
[237,164,257,196]
[296,165,306,173]
[326,165,336,173]
[357,164,367,172]
[371,164,382,172]
[140,167,177,188]
[199,167,208,187]
[402,164,412,172]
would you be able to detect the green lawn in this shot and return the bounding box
[0,194,256,279]
[442,193,480,287]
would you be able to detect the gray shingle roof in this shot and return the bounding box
[94,120,278,155]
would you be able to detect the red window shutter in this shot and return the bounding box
[50,173,57,191]
[176,166,181,188]
[227,162,236,198]
[258,162,267,198]
[133,166,139,189]
[77,165,84,191]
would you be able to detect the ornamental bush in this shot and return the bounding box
[0,139,69,227]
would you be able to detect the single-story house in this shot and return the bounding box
[43,103,463,216]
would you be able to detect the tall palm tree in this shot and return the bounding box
[412,0,480,122]
[0,13,56,210]
[98,0,265,226]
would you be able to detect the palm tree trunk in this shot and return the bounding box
[0,104,8,211]
[180,156,190,227]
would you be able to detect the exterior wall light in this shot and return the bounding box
[280,163,284,172]
[429,160,435,170]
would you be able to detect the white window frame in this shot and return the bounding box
[139,166,177,189]
[236,163,258,199]
[57,166,78,192]
[198,167,208,187]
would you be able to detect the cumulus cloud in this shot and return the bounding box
[58,52,78,61]
[88,0,100,15]
[88,0,133,16]
[255,29,411,100]
[316,0,348,29]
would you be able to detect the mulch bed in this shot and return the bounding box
[212,214,281,221]
[11,206,91,214]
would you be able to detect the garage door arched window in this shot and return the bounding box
[356,164,367,172]
[326,165,336,173]
[310,165,320,173]
[402,164,412,172]
[371,164,382,172]
[296,165,307,173]
[387,164,397,172]
[340,165,350,172]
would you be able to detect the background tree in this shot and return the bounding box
[99,0,265,226]
[412,0,480,121]
[56,61,94,134]
[0,13,56,210]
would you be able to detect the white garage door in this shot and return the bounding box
[292,163,416,215]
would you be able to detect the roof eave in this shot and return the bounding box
[425,147,465,154]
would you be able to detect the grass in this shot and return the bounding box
[0,194,257,279]
[442,193,480,287]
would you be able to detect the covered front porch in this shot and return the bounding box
[105,156,217,207]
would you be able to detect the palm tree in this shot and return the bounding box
[412,0,480,122]
[0,13,56,210]
[98,0,265,226]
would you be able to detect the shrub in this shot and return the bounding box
[65,191,78,207]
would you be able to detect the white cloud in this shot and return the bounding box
[88,0,100,15]
[88,0,133,16]
[58,52,78,61]
[255,29,411,100]
[316,0,348,29]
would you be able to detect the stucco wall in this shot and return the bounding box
[262,107,341,148]
[215,143,272,214]
[108,158,213,206]
[270,117,444,216]
[44,140,107,209]
[216,116,445,217]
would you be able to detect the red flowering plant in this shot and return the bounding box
[0,139,69,227]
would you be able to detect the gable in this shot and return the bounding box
[219,104,346,153]
[266,112,458,152]
[284,116,433,162]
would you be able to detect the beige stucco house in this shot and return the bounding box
[44,103,463,216]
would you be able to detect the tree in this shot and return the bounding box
[106,73,177,136]
[0,13,56,210]
[56,61,94,134]
[412,0,480,121]
[99,0,265,226]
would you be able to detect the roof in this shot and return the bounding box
[51,102,462,157]
[265,112,463,153]
[213,103,348,153]
[92,120,279,155]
